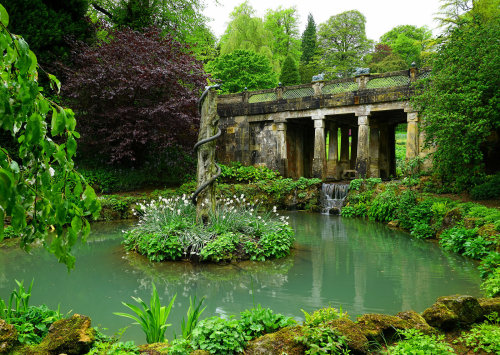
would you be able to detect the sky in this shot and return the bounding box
[203,0,443,41]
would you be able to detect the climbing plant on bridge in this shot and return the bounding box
[0,5,100,268]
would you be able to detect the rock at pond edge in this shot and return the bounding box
[244,325,306,355]
[0,319,18,354]
[327,318,369,354]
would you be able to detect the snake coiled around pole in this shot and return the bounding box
[191,84,222,206]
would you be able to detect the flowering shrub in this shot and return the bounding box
[123,194,294,262]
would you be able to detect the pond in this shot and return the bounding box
[0,212,481,344]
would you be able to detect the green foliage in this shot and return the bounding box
[412,11,500,189]
[264,6,301,65]
[124,195,294,262]
[410,222,434,239]
[368,189,398,222]
[340,204,368,218]
[478,251,500,279]
[114,283,176,344]
[317,10,373,78]
[302,307,347,327]
[296,326,350,355]
[439,227,478,254]
[280,55,301,85]
[462,235,493,259]
[349,179,363,191]
[379,25,433,66]
[481,268,500,297]
[300,13,317,64]
[239,304,296,338]
[87,340,140,355]
[470,174,500,200]
[207,49,278,94]
[386,328,454,354]
[456,312,500,353]
[219,162,280,183]
[0,9,100,267]
[255,177,321,199]
[191,316,247,354]
[180,296,206,340]
[200,233,237,262]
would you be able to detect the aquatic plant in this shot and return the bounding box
[123,194,293,262]
[114,283,176,344]
[191,316,248,354]
[239,304,296,338]
[180,296,206,340]
[386,329,454,354]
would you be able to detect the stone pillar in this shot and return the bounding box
[406,112,419,160]
[312,116,326,179]
[379,125,390,179]
[339,126,350,174]
[350,128,358,169]
[355,115,370,178]
[275,122,287,177]
[369,126,380,178]
[326,123,338,179]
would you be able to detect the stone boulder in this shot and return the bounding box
[479,297,500,317]
[327,318,369,354]
[395,310,436,334]
[0,319,17,354]
[36,314,95,354]
[244,326,306,355]
[138,342,169,354]
[422,295,483,330]
[356,314,412,343]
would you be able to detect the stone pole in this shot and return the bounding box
[192,87,220,224]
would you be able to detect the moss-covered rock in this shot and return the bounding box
[437,295,483,325]
[244,326,306,355]
[327,318,369,354]
[478,297,500,316]
[138,342,169,354]
[190,351,210,355]
[441,208,462,231]
[0,319,17,354]
[33,314,95,354]
[395,310,436,334]
[356,314,412,342]
[422,302,459,330]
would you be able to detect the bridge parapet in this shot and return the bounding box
[217,68,431,117]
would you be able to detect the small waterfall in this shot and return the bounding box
[321,183,349,214]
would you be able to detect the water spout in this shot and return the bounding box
[321,183,349,214]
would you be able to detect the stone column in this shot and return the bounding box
[275,122,288,177]
[312,116,326,179]
[406,112,419,160]
[350,128,358,169]
[339,126,350,174]
[326,123,338,179]
[369,126,380,178]
[379,125,390,179]
[355,115,370,178]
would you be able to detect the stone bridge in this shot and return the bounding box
[215,68,431,180]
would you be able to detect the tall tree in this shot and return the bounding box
[90,0,216,61]
[379,25,433,66]
[264,6,301,64]
[280,55,300,86]
[413,7,500,189]
[367,44,407,73]
[300,13,317,63]
[317,10,373,78]
[218,1,275,69]
[206,49,278,94]
[63,27,207,166]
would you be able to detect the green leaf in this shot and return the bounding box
[48,74,61,93]
[66,135,77,157]
[0,4,9,27]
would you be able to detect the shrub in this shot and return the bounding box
[439,227,478,254]
[368,189,398,222]
[396,190,418,229]
[219,162,280,183]
[470,174,500,200]
[295,326,349,355]
[302,307,348,327]
[410,222,434,239]
[191,317,247,354]
[456,312,500,353]
[386,329,454,354]
[478,252,500,279]
[481,268,500,298]
[239,305,296,339]
[462,236,493,259]
[349,179,363,191]
[200,233,238,262]
[7,305,62,345]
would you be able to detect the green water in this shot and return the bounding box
[0,213,481,344]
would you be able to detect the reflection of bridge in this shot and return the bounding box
[215,68,431,179]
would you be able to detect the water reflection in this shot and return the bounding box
[0,213,481,343]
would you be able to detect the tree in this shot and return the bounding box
[379,25,433,66]
[367,44,407,73]
[300,13,317,64]
[280,55,300,86]
[90,0,216,61]
[412,9,500,189]
[317,10,373,78]
[218,2,276,70]
[2,0,91,66]
[0,4,100,268]
[63,27,207,166]
[206,49,278,94]
[264,6,301,64]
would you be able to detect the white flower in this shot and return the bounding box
[49,167,55,177]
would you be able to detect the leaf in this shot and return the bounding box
[66,135,77,157]
[0,4,9,27]
[48,74,61,93]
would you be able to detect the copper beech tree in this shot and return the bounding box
[63,27,208,166]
